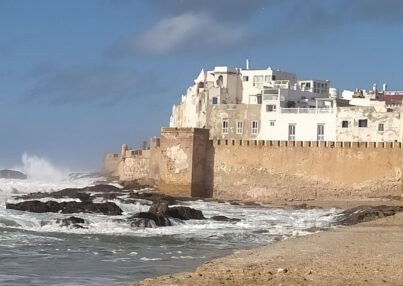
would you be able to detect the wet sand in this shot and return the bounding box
[131,200,403,286]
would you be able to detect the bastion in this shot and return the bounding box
[102,127,402,201]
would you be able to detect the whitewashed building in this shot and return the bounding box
[170,63,402,143]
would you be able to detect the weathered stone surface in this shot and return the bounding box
[167,206,205,220]
[57,216,86,228]
[128,200,205,228]
[6,200,122,215]
[148,200,170,216]
[128,212,172,227]
[18,184,123,201]
[336,205,403,226]
[0,169,27,180]
[128,192,178,205]
[210,215,240,222]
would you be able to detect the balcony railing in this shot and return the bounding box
[280,108,334,114]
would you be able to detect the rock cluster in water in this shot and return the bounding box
[128,200,206,227]
[5,184,241,229]
[0,169,27,180]
[336,205,403,226]
[6,200,123,215]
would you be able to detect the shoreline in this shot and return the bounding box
[131,199,403,286]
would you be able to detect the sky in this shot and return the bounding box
[1,0,403,171]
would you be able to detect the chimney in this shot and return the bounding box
[383,83,388,92]
[246,59,250,70]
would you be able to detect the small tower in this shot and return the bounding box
[120,144,128,160]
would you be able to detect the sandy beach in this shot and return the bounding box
[132,200,403,286]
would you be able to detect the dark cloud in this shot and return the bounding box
[23,65,163,105]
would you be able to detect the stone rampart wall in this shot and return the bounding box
[211,139,402,202]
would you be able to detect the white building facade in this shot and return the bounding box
[170,63,402,143]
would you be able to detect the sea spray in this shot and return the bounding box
[20,153,69,181]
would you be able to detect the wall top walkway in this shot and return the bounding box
[212,139,402,149]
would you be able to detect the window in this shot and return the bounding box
[257,96,262,104]
[251,121,259,135]
[342,120,349,128]
[270,120,275,126]
[212,97,218,105]
[236,120,243,134]
[222,120,229,134]
[317,124,324,141]
[253,75,264,88]
[243,76,249,81]
[358,119,368,128]
[378,123,384,131]
[288,124,296,141]
[272,75,276,81]
[266,104,276,112]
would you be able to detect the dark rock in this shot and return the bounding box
[290,203,321,210]
[6,200,122,215]
[210,215,241,222]
[229,201,241,206]
[70,224,87,229]
[58,216,85,227]
[0,169,27,180]
[148,200,170,216]
[243,201,260,206]
[128,201,205,228]
[121,180,152,190]
[167,206,205,220]
[15,184,125,202]
[128,191,178,205]
[128,212,172,227]
[337,205,403,226]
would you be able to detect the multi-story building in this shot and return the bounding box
[170,63,403,143]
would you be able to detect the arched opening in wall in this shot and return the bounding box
[216,75,223,88]
[198,82,204,89]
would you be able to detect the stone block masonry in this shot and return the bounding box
[159,128,210,197]
[212,139,402,201]
[103,128,402,201]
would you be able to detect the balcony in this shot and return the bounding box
[280,107,334,114]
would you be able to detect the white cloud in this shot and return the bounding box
[120,12,248,56]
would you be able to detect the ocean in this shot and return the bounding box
[0,172,340,285]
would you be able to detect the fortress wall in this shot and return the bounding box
[211,140,402,202]
[101,154,120,177]
[119,139,161,184]
[159,128,210,197]
[120,150,151,182]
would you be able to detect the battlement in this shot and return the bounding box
[212,139,402,149]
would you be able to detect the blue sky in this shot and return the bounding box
[1,0,402,171]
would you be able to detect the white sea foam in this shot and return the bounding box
[1,155,340,246]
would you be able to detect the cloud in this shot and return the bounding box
[24,65,163,105]
[146,0,268,20]
[110,0,403,58]
[111,12,248,56]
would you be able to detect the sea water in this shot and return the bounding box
[0,158,340,285]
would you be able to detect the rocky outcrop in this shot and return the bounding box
[57,216,86,228]
[128,200,205,228]
[6,200,122,215]
[18,184,123,201]
[166,206,205,220]
[336,205,403,226]
[0,169,27,180]
[210,215,241,222]
[128,212,172,227]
